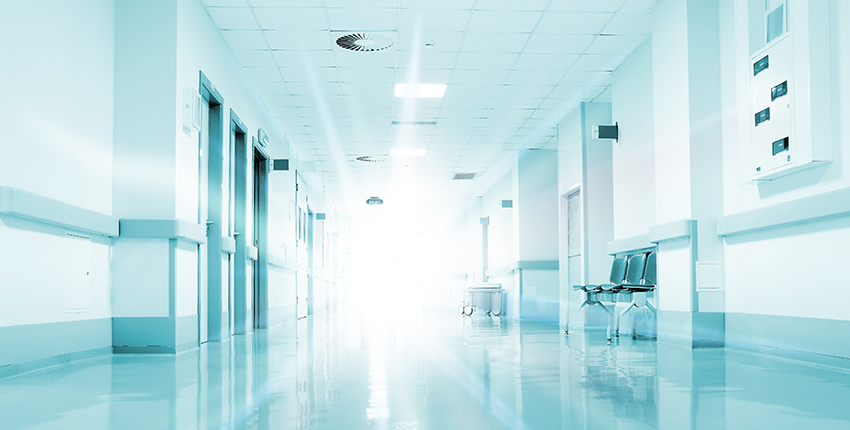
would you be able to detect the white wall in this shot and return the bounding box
[722,0,850,320]
[611,39,656,240]
[652,0,692,223]
[0,0,115,328]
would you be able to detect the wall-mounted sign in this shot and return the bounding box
[258,128,269,147]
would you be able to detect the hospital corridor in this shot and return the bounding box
[2,0,850,428]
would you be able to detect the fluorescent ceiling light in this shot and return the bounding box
[394,83,447,98]
[390,148,427,157]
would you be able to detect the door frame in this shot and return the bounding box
[199,71,225,343]
[252,140,270,329]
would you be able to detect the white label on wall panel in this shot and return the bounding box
[65,231,91,313]
[696,261,724,292]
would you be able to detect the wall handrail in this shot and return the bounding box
[0,187,119,237]
[119,218,206,243]
[718,187,850,237]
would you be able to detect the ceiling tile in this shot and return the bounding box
[244,67,282,81]
[253,82,289,95]
[600,13,652,35]
[203,0,247,6]
[474,0,550,10]
[326,8,398,31]
[449,69,509,85]
[546,85,608,101]
[523,34,594,54]
[341,82,393,96]
[268,106,301,117]
[279,66,339,82]
[461,33,529,53]
[504,70,565,85]
[253,7,328,30]
[344,96,393,108]
[401,0,475,9]
[334,49,397,68]
[251,0,318,5]
[394,68,453,83]
[438,108,490,119]
[337,67,395,83]
[513,53,578,71]
[233,49,276,67]
[467,11,543,33]
[396,51,458,69]
[326,0,399,7]
[558,71,611,86]
[483,108,533,119]
[263,95,297,106]
[398,9,471,32]
[535,12,613,34]
[549,0,627,13]
[286,82,343,96]
[454,52,518,70]
[491,98,540,109]
[496,84,554,98]
[265,30,332,50]
[208,7,259,30]
[537,97,580,111]
[619,0,659,13]
[396,31,465,52]
[346,107,393,117]
[571,54,628,71]
[273,50,336,67]
[441,97,494,109]
[221,30,267,49]
[585,34,647,54]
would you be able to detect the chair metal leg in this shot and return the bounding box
[645,300,657,314]
[616,301,636,336]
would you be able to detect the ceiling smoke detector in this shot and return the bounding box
[355,155,386,163]
[336,33,395,52]
[452,172,478,180]
[366,196,384,206]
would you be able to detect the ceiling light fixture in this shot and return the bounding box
[394,83,447,98]
[390,148,427,157]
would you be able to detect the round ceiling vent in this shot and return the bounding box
[355,155,386,163]
[336,33,394,52]
[366,196,384,206]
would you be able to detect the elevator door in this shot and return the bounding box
[198,100,209,344]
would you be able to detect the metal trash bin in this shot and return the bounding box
[461,283,503,316]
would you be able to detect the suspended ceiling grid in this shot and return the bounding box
[201,0,655,209]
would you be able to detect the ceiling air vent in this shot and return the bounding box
[336,33,395,52]
[452,172,478,180]
[355,155,385,163]
[366,196,384,206]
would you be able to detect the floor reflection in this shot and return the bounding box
[1,304,850,429]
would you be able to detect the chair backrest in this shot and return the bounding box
[642,252,657,285]
[609,256,628,284]
[624,253,647,285]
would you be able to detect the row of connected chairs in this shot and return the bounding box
[572,252,657,342]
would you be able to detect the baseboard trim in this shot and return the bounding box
[0,346,112,381]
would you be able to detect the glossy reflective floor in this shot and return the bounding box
[2,304,850,429]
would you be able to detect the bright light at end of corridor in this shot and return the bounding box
[394,83,447,98]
